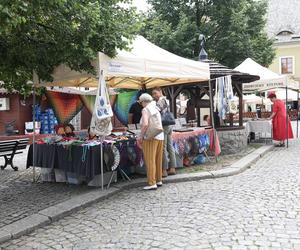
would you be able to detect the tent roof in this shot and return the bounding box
[205,59,260,83]
[40,36,210,89]
[235,58,279,80]
[46,87,93,95]
[234,58,299,91]
[271,89,299,101]
[243,94,263,103]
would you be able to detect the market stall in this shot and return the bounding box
[235,58,300,146]
[28,36,221,187]
[26,127,220,186]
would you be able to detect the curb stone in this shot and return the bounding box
[0,214,50,240]
[0,144,274,245]
[38,187,120,222]
[210,145,274,178]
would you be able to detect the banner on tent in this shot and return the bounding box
[244,78,299,92]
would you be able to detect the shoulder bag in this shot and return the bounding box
[160,99,176,126]
[144,111,163,140]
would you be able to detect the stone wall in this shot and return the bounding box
[217,128,248,155]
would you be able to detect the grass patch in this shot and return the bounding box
[177,165,205,174]
[176,144,264,174]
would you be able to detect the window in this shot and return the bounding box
[280,57,294,75]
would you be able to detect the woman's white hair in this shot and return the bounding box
[139,93,153,103]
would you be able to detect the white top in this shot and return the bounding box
[142,101,164,140]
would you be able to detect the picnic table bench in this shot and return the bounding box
[0,138,29,171]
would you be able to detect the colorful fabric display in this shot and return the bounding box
[46,91,83,124]
[113,90,138,125]
[80,95,96,114]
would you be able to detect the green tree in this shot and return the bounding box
[0,0,139,96]
[141,0,275,68]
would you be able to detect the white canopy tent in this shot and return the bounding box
[40,36,210,89]
[243,94,264,104]
[235,58,300,145]
[235,58,299,92]
[31,36,210,185]
[275,89,299,101]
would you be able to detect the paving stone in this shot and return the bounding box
[1,128,300,248]
[0,147,93,229]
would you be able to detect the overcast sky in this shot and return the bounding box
[132,0,150,12]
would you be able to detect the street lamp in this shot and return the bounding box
[198,34,208,61]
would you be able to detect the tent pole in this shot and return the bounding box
[196,87,201,127]
[100,140,104,190]
[32,86,36,182]
[297,90,299,138]
[286,84,288,148]
[209,79,218,162]
[32,72,38,183]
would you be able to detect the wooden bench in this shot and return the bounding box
[0,139,29,171]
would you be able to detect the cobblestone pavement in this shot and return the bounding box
[0,148,91,228]
[1,139,300,250]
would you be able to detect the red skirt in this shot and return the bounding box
[272,115,294,141]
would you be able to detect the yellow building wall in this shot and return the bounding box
[269,44,300,81]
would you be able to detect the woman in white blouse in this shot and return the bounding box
[137,93,164,190]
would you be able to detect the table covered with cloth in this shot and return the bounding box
[26,142,117,182]
[172,128,221,156]
[245,120,272,135]
[170,128,221,167]
[26,128,221,184]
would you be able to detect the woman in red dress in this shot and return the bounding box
[267,93,294,147]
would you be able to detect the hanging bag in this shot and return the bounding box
[90,73,113,137]
[226,76,238,114]
[144,109,163,140]
[160,99,176,126]
[95,75,113,119]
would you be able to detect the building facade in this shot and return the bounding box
[0,91,33,135]
[267,0,300,82]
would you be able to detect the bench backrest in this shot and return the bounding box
[0,140,18,153]
[0,138,29,154]
[16,139,29,150]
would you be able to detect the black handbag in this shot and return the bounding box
[160,99,175,126]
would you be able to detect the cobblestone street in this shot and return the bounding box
[1,138,300,250]
[0,148,91,228]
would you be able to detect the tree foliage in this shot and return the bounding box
[141,0,275,68]
[0,0,139,96]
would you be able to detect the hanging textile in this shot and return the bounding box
[80,95,96,114]
[45,91,83,124]
[113,90,138,125]
[90,73,113,137]
[213,75,235,120]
